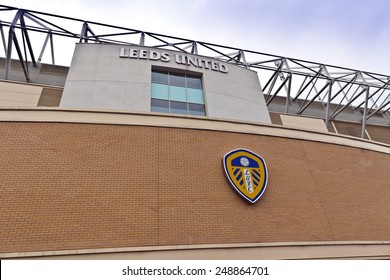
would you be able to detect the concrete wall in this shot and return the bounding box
[0,58,68,87]
[60,44,271,124]
[0,81,42,107]
[280,115,328,132]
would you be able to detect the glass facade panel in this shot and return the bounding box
[170,73,186,87]
[187,88,204,104]
[151,70,205,116]
[170,86,187,102]
[189,103,206,116]
[151,98,169,113]
[151,83,169,100]
[170,101,187,114]
[187,76,202,89]
[152,71,168,84]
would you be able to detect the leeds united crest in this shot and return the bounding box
[223,148,268,203]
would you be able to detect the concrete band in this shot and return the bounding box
[0,108,389,155]
[3,241,390,260]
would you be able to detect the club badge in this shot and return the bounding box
[223,148,268,203]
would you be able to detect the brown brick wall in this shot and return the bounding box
[1,122,390,253]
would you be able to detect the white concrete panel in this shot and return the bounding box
[61,44,271,124]
[280,115,328,132]
[0,82,42,107]
[61,81,150,112]
[206,91,270,123]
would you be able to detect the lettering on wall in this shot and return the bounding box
[119,48,229,73]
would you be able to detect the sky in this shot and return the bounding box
[1,0,389,75]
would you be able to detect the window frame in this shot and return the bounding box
[150,68,206,116]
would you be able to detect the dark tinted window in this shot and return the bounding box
[151,98,169,113]
[170,73,186,87]
[152,71,168,84]
[186,76,202,89]
[151,70,205,116]
[170,101,187,114]
[189,103,206,116]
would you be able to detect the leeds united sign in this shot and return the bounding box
[119,48,228,73]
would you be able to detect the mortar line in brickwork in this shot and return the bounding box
[300,142,336,241]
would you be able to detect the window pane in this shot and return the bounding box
[170,86,186,102]
[170,73,186,87]
[151,98,169,113]
[189,103,205,116]
[187,88,204,104]
[187,76,202,89]
[170,101,187,114]
[151,83,169,100]
[152,71,168,84]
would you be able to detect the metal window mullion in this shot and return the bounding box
[184,73,189,115]
[167,71,171,113]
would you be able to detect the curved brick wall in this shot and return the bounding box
[1,122,390,253]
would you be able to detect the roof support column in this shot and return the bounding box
[5,10,23,80]
[325,79,334,127]
[361,86,369,139]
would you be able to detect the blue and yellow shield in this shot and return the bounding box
[223,148,268,203]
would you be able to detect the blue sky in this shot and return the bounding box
[1,0,389,74]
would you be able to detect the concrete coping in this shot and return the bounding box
[0,107,389,155]
[2,241,390,259]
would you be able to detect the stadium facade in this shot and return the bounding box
[0,6,390,259]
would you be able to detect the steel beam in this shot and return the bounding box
[361,87,369,138]
[354,82,389,109]
[285,74,292,113]
[293,71,321,101]
[20,14,36,66]
[0,4,389,125]
[5,10,22,80]
[297,81,331,115]
[139,32,145,46]
[325,79,334,127]
[0,21,6,53]
[331,87,366,119]
[366,98,390,119]
[12,33,30,81]
[50,32,54,64]
[266,74,291,105]
[191,41,197,54]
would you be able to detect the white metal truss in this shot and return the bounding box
[0,5,389,138]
